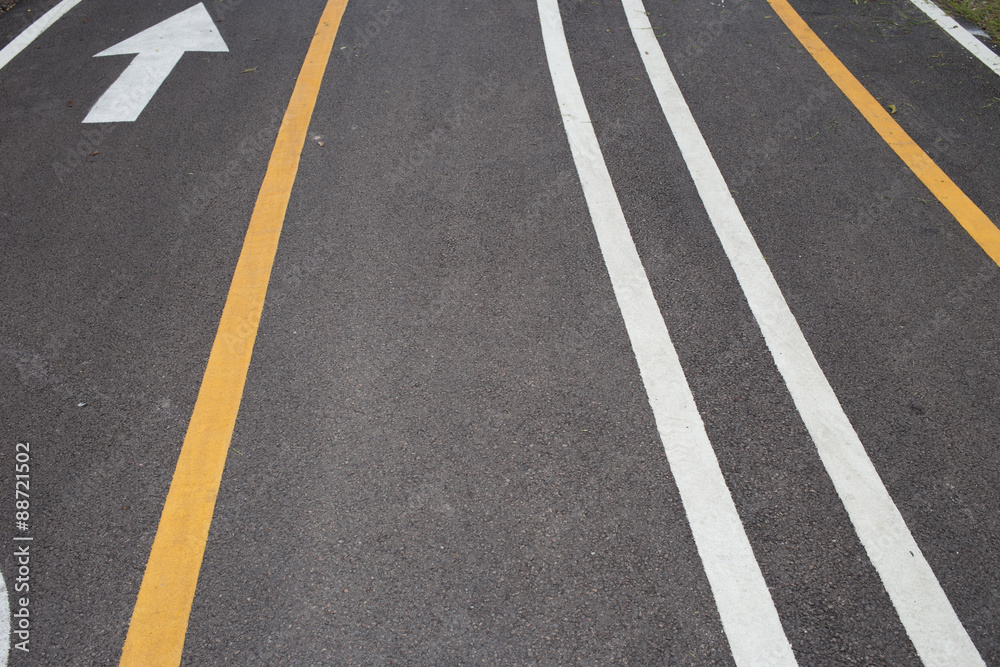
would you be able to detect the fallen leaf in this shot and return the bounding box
[91,151,99,156]
[242,67,258,73]
[887,104,897,114]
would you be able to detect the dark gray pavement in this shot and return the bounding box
[0,0,998,663]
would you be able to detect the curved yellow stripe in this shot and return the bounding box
[119,1,348,664]
[767,0,1000,266]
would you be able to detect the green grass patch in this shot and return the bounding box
[934,0,1000,44]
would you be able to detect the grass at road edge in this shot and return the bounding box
[933,0,1000,43]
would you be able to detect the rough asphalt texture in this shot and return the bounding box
[0,0,998,663]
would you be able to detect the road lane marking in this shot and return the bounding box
[908,0,1000,78]
[83,3,228,123]
[118,0,348,664]
[767,0,1000,269]
[622,1,986,664]
[537,1,797,664]
[0,0,85,72]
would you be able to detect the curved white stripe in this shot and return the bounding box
[908,0,1000,79]
[0,0,87,72]
[536,1,797,664]
[621,1,985,664]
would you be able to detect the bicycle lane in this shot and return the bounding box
[0,0,335,662]
[179,0,743,663]
[563,0,998,662]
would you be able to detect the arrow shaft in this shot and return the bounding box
[83,51,184,123]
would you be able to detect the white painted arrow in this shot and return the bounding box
[83,3,228,123]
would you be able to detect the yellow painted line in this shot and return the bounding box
[767,0,1000,267]
[119,1,348,665]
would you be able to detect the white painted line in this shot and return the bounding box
[908,0,1000,79]
[0,0,85,72]
[621,1,986,664]
[84,3,228,123]
[0,569,8,667]
[536,1,796,664]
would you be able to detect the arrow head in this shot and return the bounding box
[83,3,228,122]
[95,3,228,57]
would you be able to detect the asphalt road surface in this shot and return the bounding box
[1,0,999,664]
